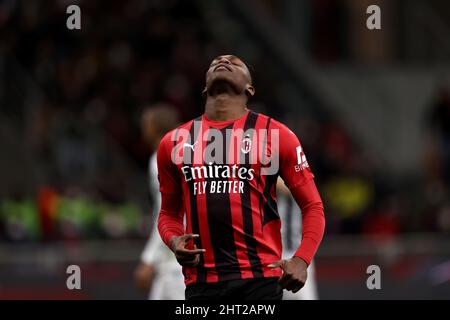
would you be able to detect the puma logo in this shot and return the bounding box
[183,141,198,151]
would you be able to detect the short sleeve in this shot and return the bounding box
[276,121,314,189]
[157,131,182,195]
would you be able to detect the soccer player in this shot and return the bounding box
[157,55,325,300]
[134,105,185,300]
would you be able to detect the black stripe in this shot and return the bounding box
[185,117,207,282]
[240,111,263,277]
[260,116,280,226]
[205,124,240,281]
[262,173,279,225]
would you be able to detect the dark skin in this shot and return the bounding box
[203,55,255,121]
[170,233,205,267]
[170,54,308,294]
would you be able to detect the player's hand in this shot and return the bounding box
[170,233,205,267]
[268,256,308,293]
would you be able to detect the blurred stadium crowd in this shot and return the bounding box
[0,0,449,244]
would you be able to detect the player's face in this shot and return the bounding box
[205,55,253,95]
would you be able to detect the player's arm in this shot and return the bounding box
[269,121,325,293]
[290,180,324,265]
[156,132,205,267]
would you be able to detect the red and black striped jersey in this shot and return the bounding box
[157,110,315,285]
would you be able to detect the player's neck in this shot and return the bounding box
[204,94,247,122]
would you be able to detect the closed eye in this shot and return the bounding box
[210,60,242,68]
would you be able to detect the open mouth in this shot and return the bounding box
[214,64,232,72]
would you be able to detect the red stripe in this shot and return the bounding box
[181,170,197,284]
[197,122,219,283]
[179,121,197,285]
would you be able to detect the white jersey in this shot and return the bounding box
[278,192,318,300]
[140,153,184,300]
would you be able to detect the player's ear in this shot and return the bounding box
[202,87,207,97]
[245,84,255,98]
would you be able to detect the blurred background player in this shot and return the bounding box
[277,178,318,300]
[134,105,184,300]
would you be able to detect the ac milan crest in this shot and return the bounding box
[241,136,252,154]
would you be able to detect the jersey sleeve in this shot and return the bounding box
[157,131,182,195]
[275,121,314,189]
